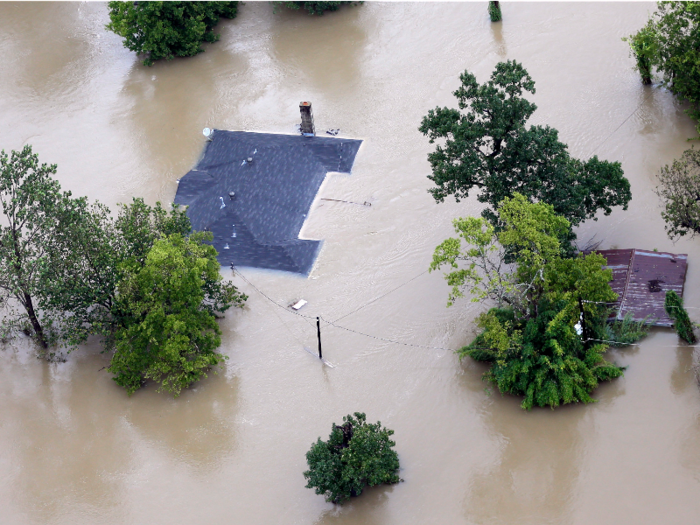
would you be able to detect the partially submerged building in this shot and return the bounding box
[596,249,688,327]
[175,129,362,275]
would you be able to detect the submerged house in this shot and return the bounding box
[595,249,688,327]
[174,129,362,276]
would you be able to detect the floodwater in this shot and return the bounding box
[1,2,699,524]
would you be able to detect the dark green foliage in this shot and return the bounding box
[108,233,246,396]
[626,2,700,133]
[45,197,247,394]
[304,412,401,504]
[655,148,700,239]
[488,1,502,22]
[436,197,625,410]
[276,1,355,15]
[42,198,194,349]
[665,290,696,343]
[106,1,239,66]
[461,299,624,410]
[418,61,631,230]
[0,146,247,393]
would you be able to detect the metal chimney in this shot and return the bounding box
[299,101,315,137]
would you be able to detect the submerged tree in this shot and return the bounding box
[419,60,631,230]
[432,194,630,410]
[622,20,657,85]
[665,290,696,344]
[44,197,247,395]
[42,198,193,349]
[106,1,239,66]
[625,2,700,132]
[109,233,246,396]
[655,148,700,239]
[0,146,81,350]
[488,1,502,22]
[304,412,401,504]
[274,1,358,16]
[0,146,247,393]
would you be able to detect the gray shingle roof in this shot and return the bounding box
[175,130,362,275]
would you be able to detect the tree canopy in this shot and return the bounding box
[431,194,639,409]
[625,2,700,133]
[109,233,245,396]
[655,147,700,239]
[304,412,401,504]
[0,145,247,395]
[275,1,352,15]
[0,145,81,351]
[419,60,631,228]
[42,197,194,349]
[106,1,239,66]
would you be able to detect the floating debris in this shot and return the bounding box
[290,299,308,310]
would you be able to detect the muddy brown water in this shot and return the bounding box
[1,2,700,524]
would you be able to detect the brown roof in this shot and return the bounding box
[595,249,688,327]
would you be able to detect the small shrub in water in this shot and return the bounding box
[603,313,651,346]
[488,1,502,22]
[665,290,696,344]
[303,412,401,504]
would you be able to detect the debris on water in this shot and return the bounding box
[290,299,307,310]
[326,129,340,136]
[219,196,226,209]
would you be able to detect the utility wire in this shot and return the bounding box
[228,86,679,357]
[231,265,454,352]
[588,87,656,158]
[332,269,430,323]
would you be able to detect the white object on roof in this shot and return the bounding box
[291,299,307,311]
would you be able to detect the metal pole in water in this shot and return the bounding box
[316,317,322,359]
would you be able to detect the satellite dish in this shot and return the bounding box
[203,127,212,137]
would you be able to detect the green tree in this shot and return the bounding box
[304,412,401,504]
[106,1,238,66]
[655,147,700,239]
[430,194,570,315]
[0,146,80,350]
[626,2,700,132]
[622,20,657,85]
[41,198,193,349]
[665,290,696,343]
[419,60,631,229]
[108,232,246,396]
[275,1,356,16]
[432,195,628,409]
[465,297,623,410]
[488,1,502,22]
